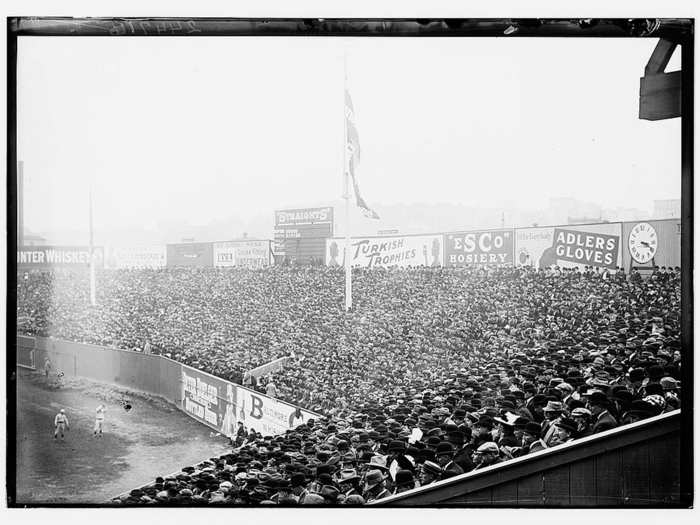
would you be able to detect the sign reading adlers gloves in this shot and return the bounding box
[552,228,619,267]
[515,223,622,270]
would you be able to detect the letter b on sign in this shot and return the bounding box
[250,395,264,419]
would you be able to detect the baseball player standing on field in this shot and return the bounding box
[94,404,106,437]
[54,409,69,440]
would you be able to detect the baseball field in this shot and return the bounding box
[14,368,232,504]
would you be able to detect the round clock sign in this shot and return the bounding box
[628,222,658,264]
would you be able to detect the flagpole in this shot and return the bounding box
[88,176,96,306]
[343,53,352,311]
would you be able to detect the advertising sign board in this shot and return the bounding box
[515,223,622,269]
[213,240,271,268]
[444,229,514,266]
[17,246,104,269]
[181,367,238,438]
[166,242,214,267]
[326,234,443,268]
[274,207,333,264]
[105,246,166,269]
[235,386,320,436]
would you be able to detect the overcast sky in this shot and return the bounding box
[17,35,681,237]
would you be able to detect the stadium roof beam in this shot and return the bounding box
[639,39,681,120]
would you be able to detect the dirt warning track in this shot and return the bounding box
[15,368,231,504]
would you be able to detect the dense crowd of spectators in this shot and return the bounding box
[17,264,682,504]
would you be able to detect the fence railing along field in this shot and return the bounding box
[16,334,319,439]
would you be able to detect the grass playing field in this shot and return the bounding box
[14,368,232,504]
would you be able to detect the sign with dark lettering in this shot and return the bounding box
[181,367,238,438]
[444,229,514,266]
[236,386,319,436]
[17,246,104,269]
[326,235,443,268]
[213,240,272,268]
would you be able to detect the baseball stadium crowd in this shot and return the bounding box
[17,264,682,504]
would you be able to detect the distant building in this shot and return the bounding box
[22,233,48,246]
[653,199,681,219]
[601,208,650,222]
[549,198,601,225]
[567,217,607,225]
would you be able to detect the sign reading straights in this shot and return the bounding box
[326,235,443,268]
[181,367,238,438]
[275,207,333,226]
[444,230,514,266]
[274,207,334,264]
[17,246,104,269]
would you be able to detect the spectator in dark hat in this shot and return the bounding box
[519,422,546,455]
[586,392,618,434]
[551,418,578,445]
[434,441,464,478]
[393,469,417,495]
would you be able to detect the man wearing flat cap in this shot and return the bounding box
[362,469,390,502]
[471,442,503,470]
[541,401,566,446]
[335,468,362,498]
[571,407,593,437]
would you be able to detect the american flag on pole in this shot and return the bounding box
[345,88,380,220]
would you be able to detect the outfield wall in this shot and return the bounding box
[16,335,318,438]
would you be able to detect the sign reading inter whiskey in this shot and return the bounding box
[273,207,334,264]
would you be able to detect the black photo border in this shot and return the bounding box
[5,17,694,509]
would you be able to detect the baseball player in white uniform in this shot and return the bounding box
[94,404,106,436]
[54,409,69,440]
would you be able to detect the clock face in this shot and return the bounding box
[628,222,658,263]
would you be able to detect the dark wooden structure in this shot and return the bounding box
[373,410,683,507]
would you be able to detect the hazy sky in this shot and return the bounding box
[18,36,681,236]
